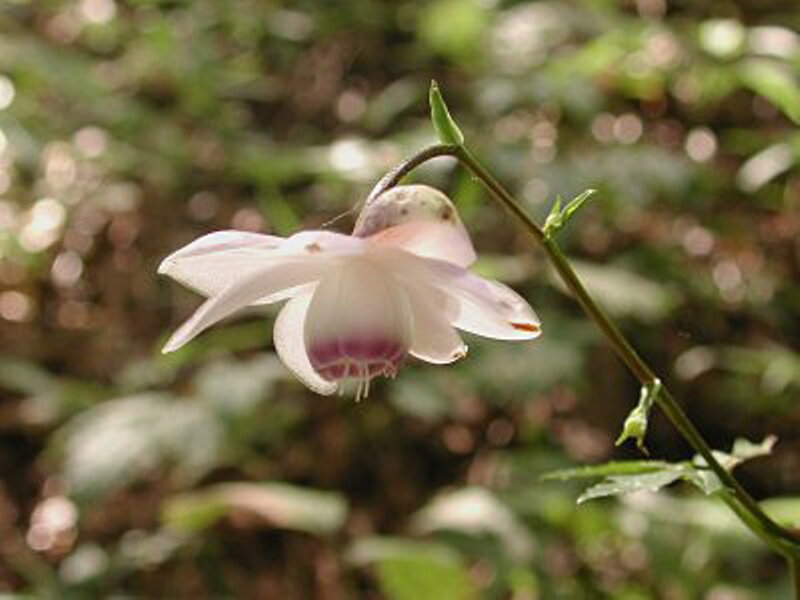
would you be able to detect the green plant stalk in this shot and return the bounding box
[367,143,800,561]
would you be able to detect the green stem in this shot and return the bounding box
[791,555,800,600]
[369,143,800,558]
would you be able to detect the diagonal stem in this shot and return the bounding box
[368,143,800,561]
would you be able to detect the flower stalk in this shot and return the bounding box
[368,142,800,570]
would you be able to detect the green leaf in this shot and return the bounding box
[543,189,596,237]
[376,557,475,600]
[411,487,534,561]
[577,470,687,504]
[615,380,661,453]
[419,0,486,63]
[429,80,465,146]
[550,435,778,504]
[761,497,800,529]
[348,538,475,600]
[163,482,348,535]
[542,460,671,481]
[739,60,800,125]
[58,394,223,501]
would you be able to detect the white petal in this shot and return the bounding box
[384,251,541,341]
[367,221,476,267]
[162,260,329,353]
[159,229,364,299]
[158,230,284,297]
[355,185,476,267]
[451,278,541,340]
[405,283,467,364]
[304,258,413,352]
[273,291,337,395]
[279,230,366,257]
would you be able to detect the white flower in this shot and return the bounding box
[159,185,541,398]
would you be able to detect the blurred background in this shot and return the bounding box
[0,0,799,598]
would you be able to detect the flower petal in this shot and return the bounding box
[158,230,284,297]
[450,278,541,340]
[159,229,365,299]
[273,290,338,395]
[384,251,541,341]
[405,282,467,364]
[367,221,476,267]
[354,185,476,266]
[162,260,329,353]
[303,258,413,364]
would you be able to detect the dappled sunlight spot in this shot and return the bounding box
[712,259,744,303]
[486,418,515,446]
[699,19,746,59]
[644,32,682,68]
[19,198,66,253]
[491,3,569,73]
[187,191,220,222]
[523,178,549,204]
[328,138,371,178]
[684,128,717,162]
[336,89,367,123]
[79,0,116,25]
[73,126,108,159]
[26,496,78,554]
[51,251,84,288]
[0,199,17,230]
[442,424,474,454]
[674,346,716,381]
[736,143,793,192]
[555,420,610,462]
[682,225,715,256]
[230,207,266,232]
[748,26,799,59]
[0,171,10,195]
[0,76,14,111]
[635,0,666,18]
[59,544,109,585]
[591,113,616,144]
[613,114,643,145]
[43,142,77,191]
[0,290,34,322]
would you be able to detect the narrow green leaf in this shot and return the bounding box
[541,460,671,481]
[163,482,348,535]
[429,80,465,146]
[739,60,800,125]
[577,470,686,504]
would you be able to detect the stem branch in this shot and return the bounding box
[369,143,800,558]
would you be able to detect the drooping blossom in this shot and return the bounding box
[159,185,540,399]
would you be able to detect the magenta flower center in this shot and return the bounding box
[307,336,407,383]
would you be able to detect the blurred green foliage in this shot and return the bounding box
[0,0,799,598]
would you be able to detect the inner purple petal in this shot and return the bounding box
[308,336,406,382]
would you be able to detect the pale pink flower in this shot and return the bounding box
[159,185,540,398]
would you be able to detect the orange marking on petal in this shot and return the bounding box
[511,322,540,333]
[305,242,322,253]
